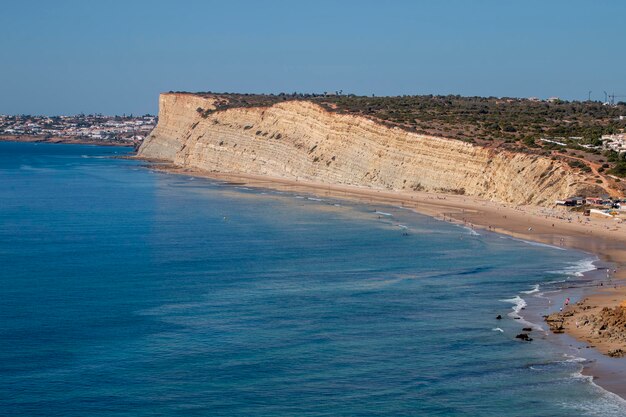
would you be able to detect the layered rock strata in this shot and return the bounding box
[139,93,603,206]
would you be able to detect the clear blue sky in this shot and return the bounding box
[1,0,625,115]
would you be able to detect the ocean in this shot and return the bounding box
[1,141,625,416]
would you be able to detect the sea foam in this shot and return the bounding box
[521,284,541,294]
[500,295,527,316]
[549,258,597,277]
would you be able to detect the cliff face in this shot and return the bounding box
[139,93,602,205]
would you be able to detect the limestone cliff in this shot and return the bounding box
[138,93,605,205]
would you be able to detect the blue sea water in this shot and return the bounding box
[1,141,625,416]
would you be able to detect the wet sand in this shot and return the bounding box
[140,162,626,397]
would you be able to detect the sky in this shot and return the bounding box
[1,0,625,115]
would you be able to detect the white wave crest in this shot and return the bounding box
[549,258,597,277]
[456,224,480,236]
[500,295,527,316]
[565,373,626,416]
[521,284,540,294]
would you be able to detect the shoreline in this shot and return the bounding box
[0,135,135,147]
[515,258,626,399]
[136,160,626,397]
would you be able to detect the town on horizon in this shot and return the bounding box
[0,114,156,144]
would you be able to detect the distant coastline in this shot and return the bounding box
[0,135,135,147]
[0,113,156,148]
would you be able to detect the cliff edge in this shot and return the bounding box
[138,93,605,206]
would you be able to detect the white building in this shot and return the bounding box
[602,134,626,153]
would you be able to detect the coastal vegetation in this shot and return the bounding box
[181,91,625,143]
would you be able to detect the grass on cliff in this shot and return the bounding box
[180,91,625,144]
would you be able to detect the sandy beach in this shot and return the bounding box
[139,161,626,396]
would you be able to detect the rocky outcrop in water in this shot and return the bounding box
[515,333,533,341]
